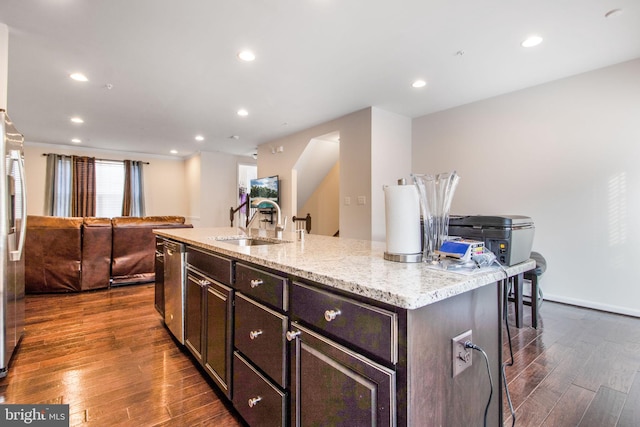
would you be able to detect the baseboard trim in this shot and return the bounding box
[543,293,640,318]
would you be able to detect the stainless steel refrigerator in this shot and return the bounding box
[0,110,26,378]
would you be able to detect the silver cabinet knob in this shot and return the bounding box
[324,309,341,322]
[250,279,264,288]
[199,279,211,286]
[249,330,263,340]
[286,330,301,341]
[248,396,262,408]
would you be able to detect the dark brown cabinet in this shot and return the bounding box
[233,351,287,427]
[205,280,233,397]
[154,236,165,316]
[170,242,502,427]
[288,323,396,427]
[185,269,205,362]
[234,263,289,426]
[234,293,288,388]
[185,248,234,398]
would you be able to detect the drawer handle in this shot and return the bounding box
[249,330,263,340]
[248,396,262,408]
[199,279,211,286]
[324,309,341,322]
[286,330,301,341]
[250,279,264,288]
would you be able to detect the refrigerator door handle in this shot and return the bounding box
[9,151,26,262]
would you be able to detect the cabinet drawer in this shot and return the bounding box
[236,262,287,310]
[186,247,232,285]
[235,293,288,388]
[290,281,398,365]
[233,352,286,427]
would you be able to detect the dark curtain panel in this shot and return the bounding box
[122,160,145,217]
[71,156,96,217]
[44,154,72,216]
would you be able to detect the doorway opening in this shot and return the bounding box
[293,131,340,236]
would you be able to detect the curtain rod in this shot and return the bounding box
[42,153,150,165]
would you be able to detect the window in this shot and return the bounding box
[45,155,145,218]
[95,160,125,217]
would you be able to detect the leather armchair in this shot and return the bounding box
[25,216,83,293]
[111,216,192,285]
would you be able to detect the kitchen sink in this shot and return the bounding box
[221,238,283,246]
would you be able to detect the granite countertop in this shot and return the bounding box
[154,227,535,310]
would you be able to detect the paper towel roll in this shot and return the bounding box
[384,184,421,258]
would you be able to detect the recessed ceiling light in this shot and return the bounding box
[70,73,88,82]
[412,79,427,88]
[70,117,84,124]
[237,109,249,117]
[238,50,256,62]
[521,35,543,48]
[170,149,178,154]
[71,138,82,143]
[195,135,204,141]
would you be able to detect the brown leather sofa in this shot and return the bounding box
[25,215,192,293]
[111,216,192,286]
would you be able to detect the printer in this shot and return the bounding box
[448,215,535,266]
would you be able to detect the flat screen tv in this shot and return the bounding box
[249,175,279,209]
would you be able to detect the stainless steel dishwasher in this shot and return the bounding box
[163,240,186,344]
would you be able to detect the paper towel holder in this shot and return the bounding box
[383,178,423,263]
[384,252,423,263]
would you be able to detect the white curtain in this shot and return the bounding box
[44,154,72,216]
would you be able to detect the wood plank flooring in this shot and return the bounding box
[0,283,638,426]
[0,284,243,426]
[502,299,640,426]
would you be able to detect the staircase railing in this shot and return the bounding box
[229,200,250,227]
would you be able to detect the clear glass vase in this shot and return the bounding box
[412,171,460,263]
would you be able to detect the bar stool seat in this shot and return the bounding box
[509,251,546,329]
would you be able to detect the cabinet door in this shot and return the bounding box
[205,282,233,398]
[289,322,396,427]
[185,272,205,361]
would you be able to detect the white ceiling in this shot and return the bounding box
[1,0,639,159]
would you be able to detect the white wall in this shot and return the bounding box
[0,23,7,110]
[201,151,250,227]
[184,154,201,225]
[24,143,188,218]
[371,108,412,242]
[186,151,256,228]
[412,58,640,317]
[258,108,373,240]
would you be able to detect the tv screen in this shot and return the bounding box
[250,175,279,209]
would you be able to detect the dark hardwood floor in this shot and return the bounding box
[0,284,243,426]
[1,283,638,426]
[502,297,640,426]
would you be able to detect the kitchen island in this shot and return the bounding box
[155,227,534,427]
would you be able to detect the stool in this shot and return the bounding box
[509,251,546,329]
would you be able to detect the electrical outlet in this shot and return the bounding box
[452,330,473,377]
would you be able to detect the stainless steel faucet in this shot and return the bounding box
[251,198,285,238]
